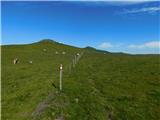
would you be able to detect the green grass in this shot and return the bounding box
[2,40,160,120]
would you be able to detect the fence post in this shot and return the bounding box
[59,64,63,91]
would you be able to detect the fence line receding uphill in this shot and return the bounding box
[31,51,84,119]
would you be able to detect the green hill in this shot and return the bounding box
[1,40,160,120]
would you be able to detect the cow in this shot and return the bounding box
[13,58,18,64]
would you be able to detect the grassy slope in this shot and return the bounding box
[1,40,82,120]
[40,51,160,120]
[2,40,160,120]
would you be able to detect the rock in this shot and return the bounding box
[75,98,79,103]
[43,49,46,52]
[29,61,33,64]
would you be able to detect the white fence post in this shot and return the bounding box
[59,64,63,91]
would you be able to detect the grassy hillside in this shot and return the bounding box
[2,40,160,120]
[1,40,82,120]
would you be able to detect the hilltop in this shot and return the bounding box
[1,39,160,120]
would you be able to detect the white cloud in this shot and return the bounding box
[97,41,159,54]
[145,41,160,48]
[122,7,160,14]
[98,42,113,49]
[128,41,160,49]
[105,1,148,6]
[4,0,156,2]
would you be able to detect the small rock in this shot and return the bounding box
[43,49,46,51]
[55,91,59,94]
[75,98,79,103]
[29,61,33,64]
[62,51,66,54]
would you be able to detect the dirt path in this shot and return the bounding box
[31,90,57,119]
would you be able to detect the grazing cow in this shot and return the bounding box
[62,51,66,54]
[13,58,18,64]
[55,51,59,54]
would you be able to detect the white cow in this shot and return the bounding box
[13,58,18,64]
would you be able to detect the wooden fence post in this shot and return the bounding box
[59,64,63,91]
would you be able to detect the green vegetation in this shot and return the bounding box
[2,40,160,120]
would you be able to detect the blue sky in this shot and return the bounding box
[1,1,160,54]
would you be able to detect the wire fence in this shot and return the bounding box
[52,52,84,91]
